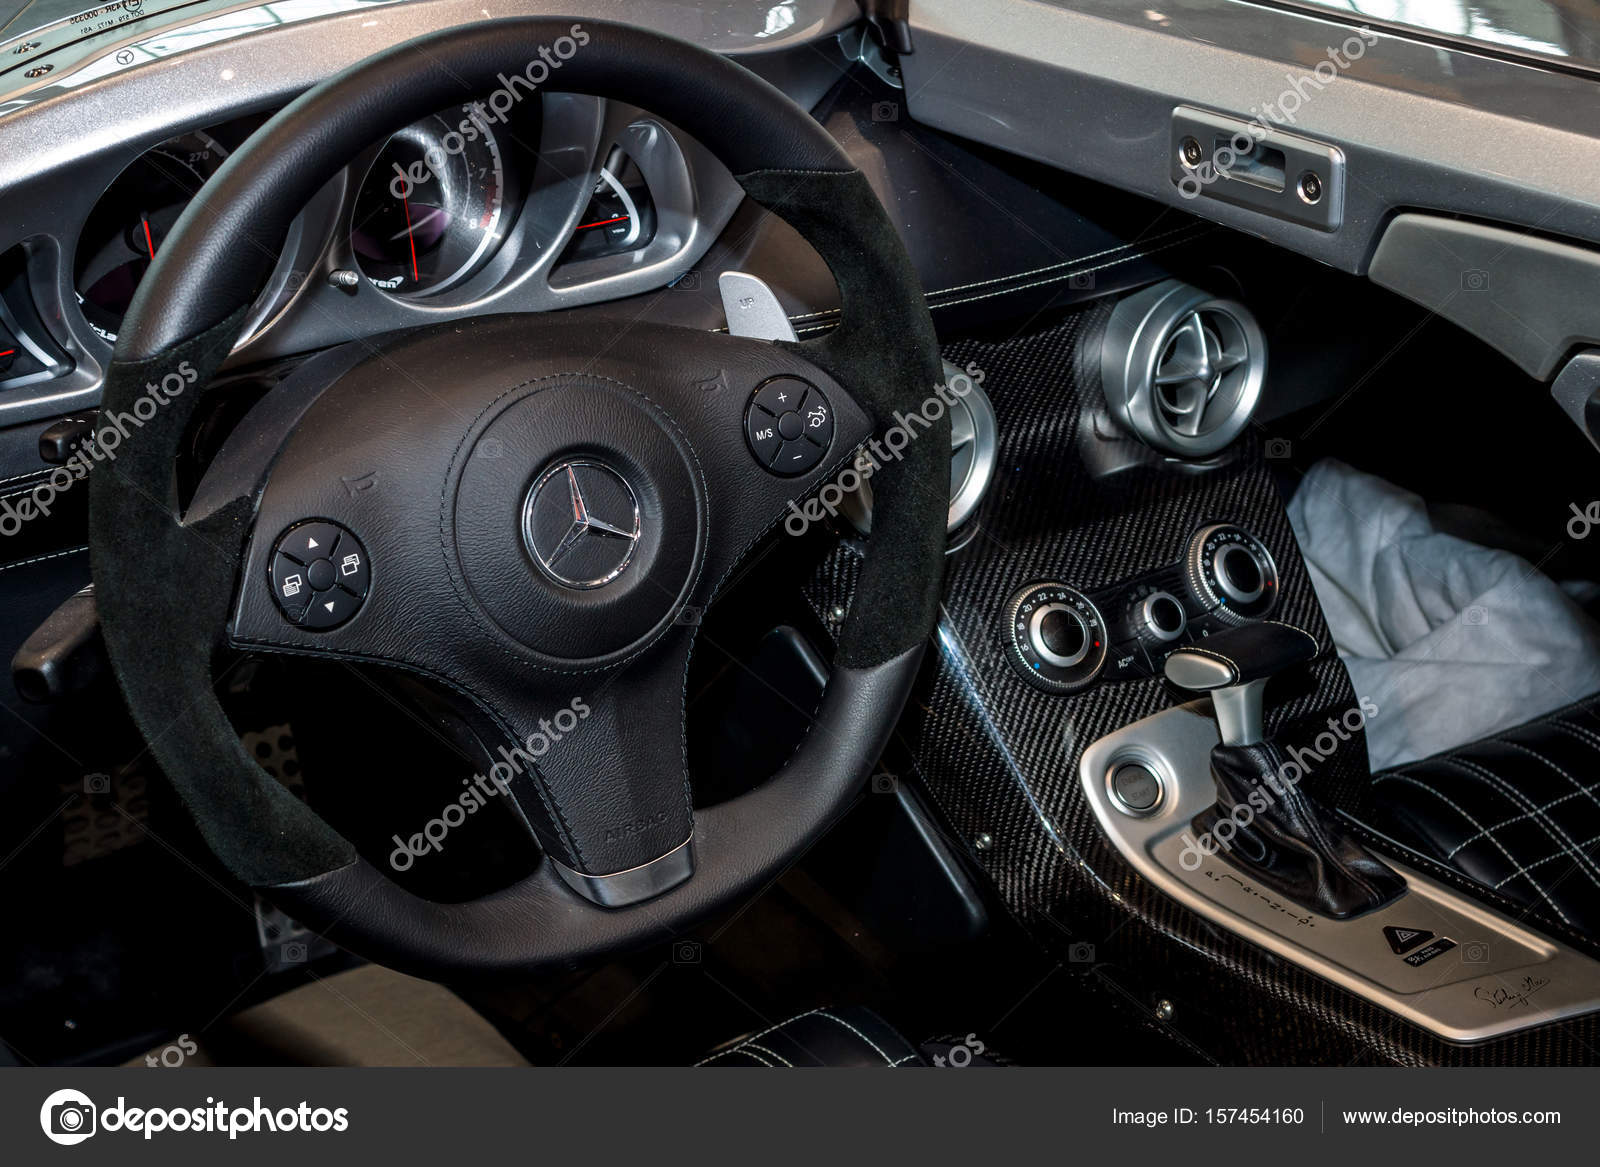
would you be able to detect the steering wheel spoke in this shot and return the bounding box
[472,630,699,906]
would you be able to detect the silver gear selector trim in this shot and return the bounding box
[1080,702,1600,1042]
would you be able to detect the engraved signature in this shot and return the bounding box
[1204,869,1315,928]
[1474,976,1551,1010]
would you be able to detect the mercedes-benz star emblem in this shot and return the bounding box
[521,460,642,590]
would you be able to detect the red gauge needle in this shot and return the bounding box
[141,217,156,260]
[0,349,14,359]
[576,214,629,230]
[401,196,420,282]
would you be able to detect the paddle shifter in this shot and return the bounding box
[1163,622,1404,919]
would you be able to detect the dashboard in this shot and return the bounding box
[0,86,744,431]
[0,0,854,452]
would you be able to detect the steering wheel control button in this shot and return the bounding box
[277,521,342,564]
[1109,762,1164,815]
[269,520,371,630]
[745,412,783,466]
[270,553,313,623]
[302,585,363,629]
[1004,582,1108,693]
[774,438,826,475]
[1184,523,1279,624]
[745,377,833,475]
[752,376,809,416]
[306,558,337,591]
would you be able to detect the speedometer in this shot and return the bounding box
[350,106,508,296]
[72,130,229,344]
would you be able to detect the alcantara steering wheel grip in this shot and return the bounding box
[88,18,948,979]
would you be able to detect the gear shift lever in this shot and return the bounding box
[1163,621,1317,746]
[1163,622,1404,919]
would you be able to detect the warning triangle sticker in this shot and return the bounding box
[1383,925,1434,954]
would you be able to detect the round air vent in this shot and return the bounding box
[1101,280,1266,457]
[841,361,997,540]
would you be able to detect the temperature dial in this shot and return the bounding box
[1004,582,1108,693]
[1184,523,1279,624]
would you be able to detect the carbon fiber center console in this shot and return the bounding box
[806,301,1600,1063]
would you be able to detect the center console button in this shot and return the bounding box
[1110,762,1164,814]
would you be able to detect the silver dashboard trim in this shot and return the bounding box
[0,1,852,426]
[902,0,1600,277]
[1080,700,1600,1043]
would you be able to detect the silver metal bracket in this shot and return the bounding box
[718,271,797,343]
[551,835,694,908]
[1081,702,1600,1042]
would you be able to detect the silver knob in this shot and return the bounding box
[1028,603,1089,668]
[1137,590,1188,642]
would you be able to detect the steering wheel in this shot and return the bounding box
[87,19,948,978]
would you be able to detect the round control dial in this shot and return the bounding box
[1004,582,1108,692]
[1184,523,1279,624]
[1136,589,1188,643]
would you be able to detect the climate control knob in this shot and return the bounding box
[1184,523,1279,624]
[1136,590,1188,643]
[1004,582,1108,692]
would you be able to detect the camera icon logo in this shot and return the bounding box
[1068,941,1096,963]
[1461,269,1490,291]
[1461,940,1491,964]
[672,940,702,965]
[871,773,898,795]
[1264,437,1293,460]
[40,1088,97,1145]
[871,101,899,122]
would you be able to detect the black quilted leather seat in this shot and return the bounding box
[696,1006,925,1067]
[1368,695,1600,936]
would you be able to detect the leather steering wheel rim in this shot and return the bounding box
[88,18,948,979]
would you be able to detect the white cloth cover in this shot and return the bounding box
[1285,458,1600,771]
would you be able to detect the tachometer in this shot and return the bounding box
[72,130,230,344]
[350,106,508,296]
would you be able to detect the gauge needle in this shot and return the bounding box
[401,196,420,282]
[141,217,156,260]
[577,215,629,230]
